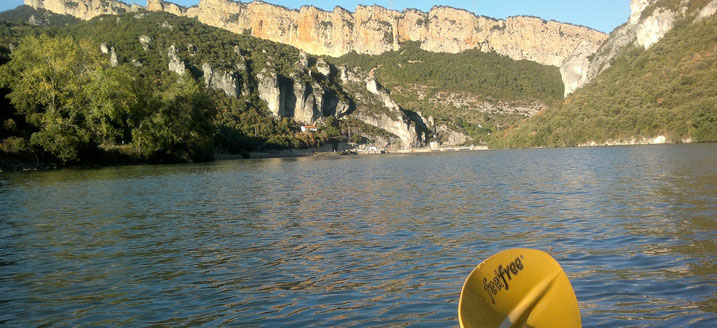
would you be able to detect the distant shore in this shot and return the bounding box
[3,140,706,172]
[215,145,491,161]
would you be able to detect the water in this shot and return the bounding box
[1,144,715,327]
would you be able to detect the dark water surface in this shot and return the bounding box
[1,144,716,327]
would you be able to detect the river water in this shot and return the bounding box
[1,144,715,327]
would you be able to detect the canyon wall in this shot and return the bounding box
[24,0,142,18]
[147,0,607,68]
[25,0,607,69]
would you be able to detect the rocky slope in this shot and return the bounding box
[182,45,428,148]
[24,0,606,94]
[250,54,427,148]
[561,0,717,96]
[2,7,432,150]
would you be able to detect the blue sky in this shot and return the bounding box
[1,0,630,33]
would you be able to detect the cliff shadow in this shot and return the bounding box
[402,109,430,144]
[278,74,295,118]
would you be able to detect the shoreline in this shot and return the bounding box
[221,145,492,161]
[2,141,709,172]
[576,135,693,147]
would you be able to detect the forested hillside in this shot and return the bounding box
[491,14,717,148]
[0,8,346,166]
[1,6,567,168]
[329,42,564,141]
[2,2,714,169]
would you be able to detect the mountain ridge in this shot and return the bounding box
[24,0,607,69]
[492,0,717,148]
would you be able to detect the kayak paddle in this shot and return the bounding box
[458,248,581,328]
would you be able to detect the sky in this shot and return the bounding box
[0,0,631,33]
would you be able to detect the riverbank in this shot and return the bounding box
[578,135,693,147]
[3,140,706,172]
[222,144,491,160]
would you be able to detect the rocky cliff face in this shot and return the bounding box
[155,37,423,147]
[150,0,606,68]
[24,0,142,20]
[23,0,616,147]
[256,65,284,118]
[202,62,241,98]
[25,0,606,70]
[352,74,425,148]
[561,0,717,96]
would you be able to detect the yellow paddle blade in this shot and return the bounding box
[458,248,581,328]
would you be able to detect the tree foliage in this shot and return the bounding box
[132,73,216,162]
[0,33,218,164]
[0,34,103,162]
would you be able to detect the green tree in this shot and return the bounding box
[84,66,141,145]
[0,34,104,162]
[132,73,217,162]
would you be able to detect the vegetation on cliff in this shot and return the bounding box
[0,10,342,166]
[328,41,564,142]
[2,4,713,168]
[1,7,568,168]
[491,15,717,148]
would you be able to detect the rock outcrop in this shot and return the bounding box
[561,0,717,96]
[109,46,118,67]
[559,41,602,97]
[251,56,427,147]
[202,63,242,98]
[167,44,185,75]
[315,58,331,77]
[291,80,324,124]
[256,66,284,118]
[358,78,424,148]
[698,0,717,20]
[138,35,152,51]
[636,8,676,49]
[435,124,469,145]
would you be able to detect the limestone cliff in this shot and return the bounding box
[561,0,717,96]
[150,0,606,68]
[25,0,606,70]
[351,77,424,148]
[252,57,425,148]
[257,65,283,118]
[202,62,241,98]
[24,0,141,20]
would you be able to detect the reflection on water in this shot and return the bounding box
[1,144,716,327]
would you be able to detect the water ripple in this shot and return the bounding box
[1,144,716,327]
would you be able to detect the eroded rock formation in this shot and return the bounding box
[202,62,240,98]
[257,65,284,118]
[167,44,185,75]
[25,0,606,69]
